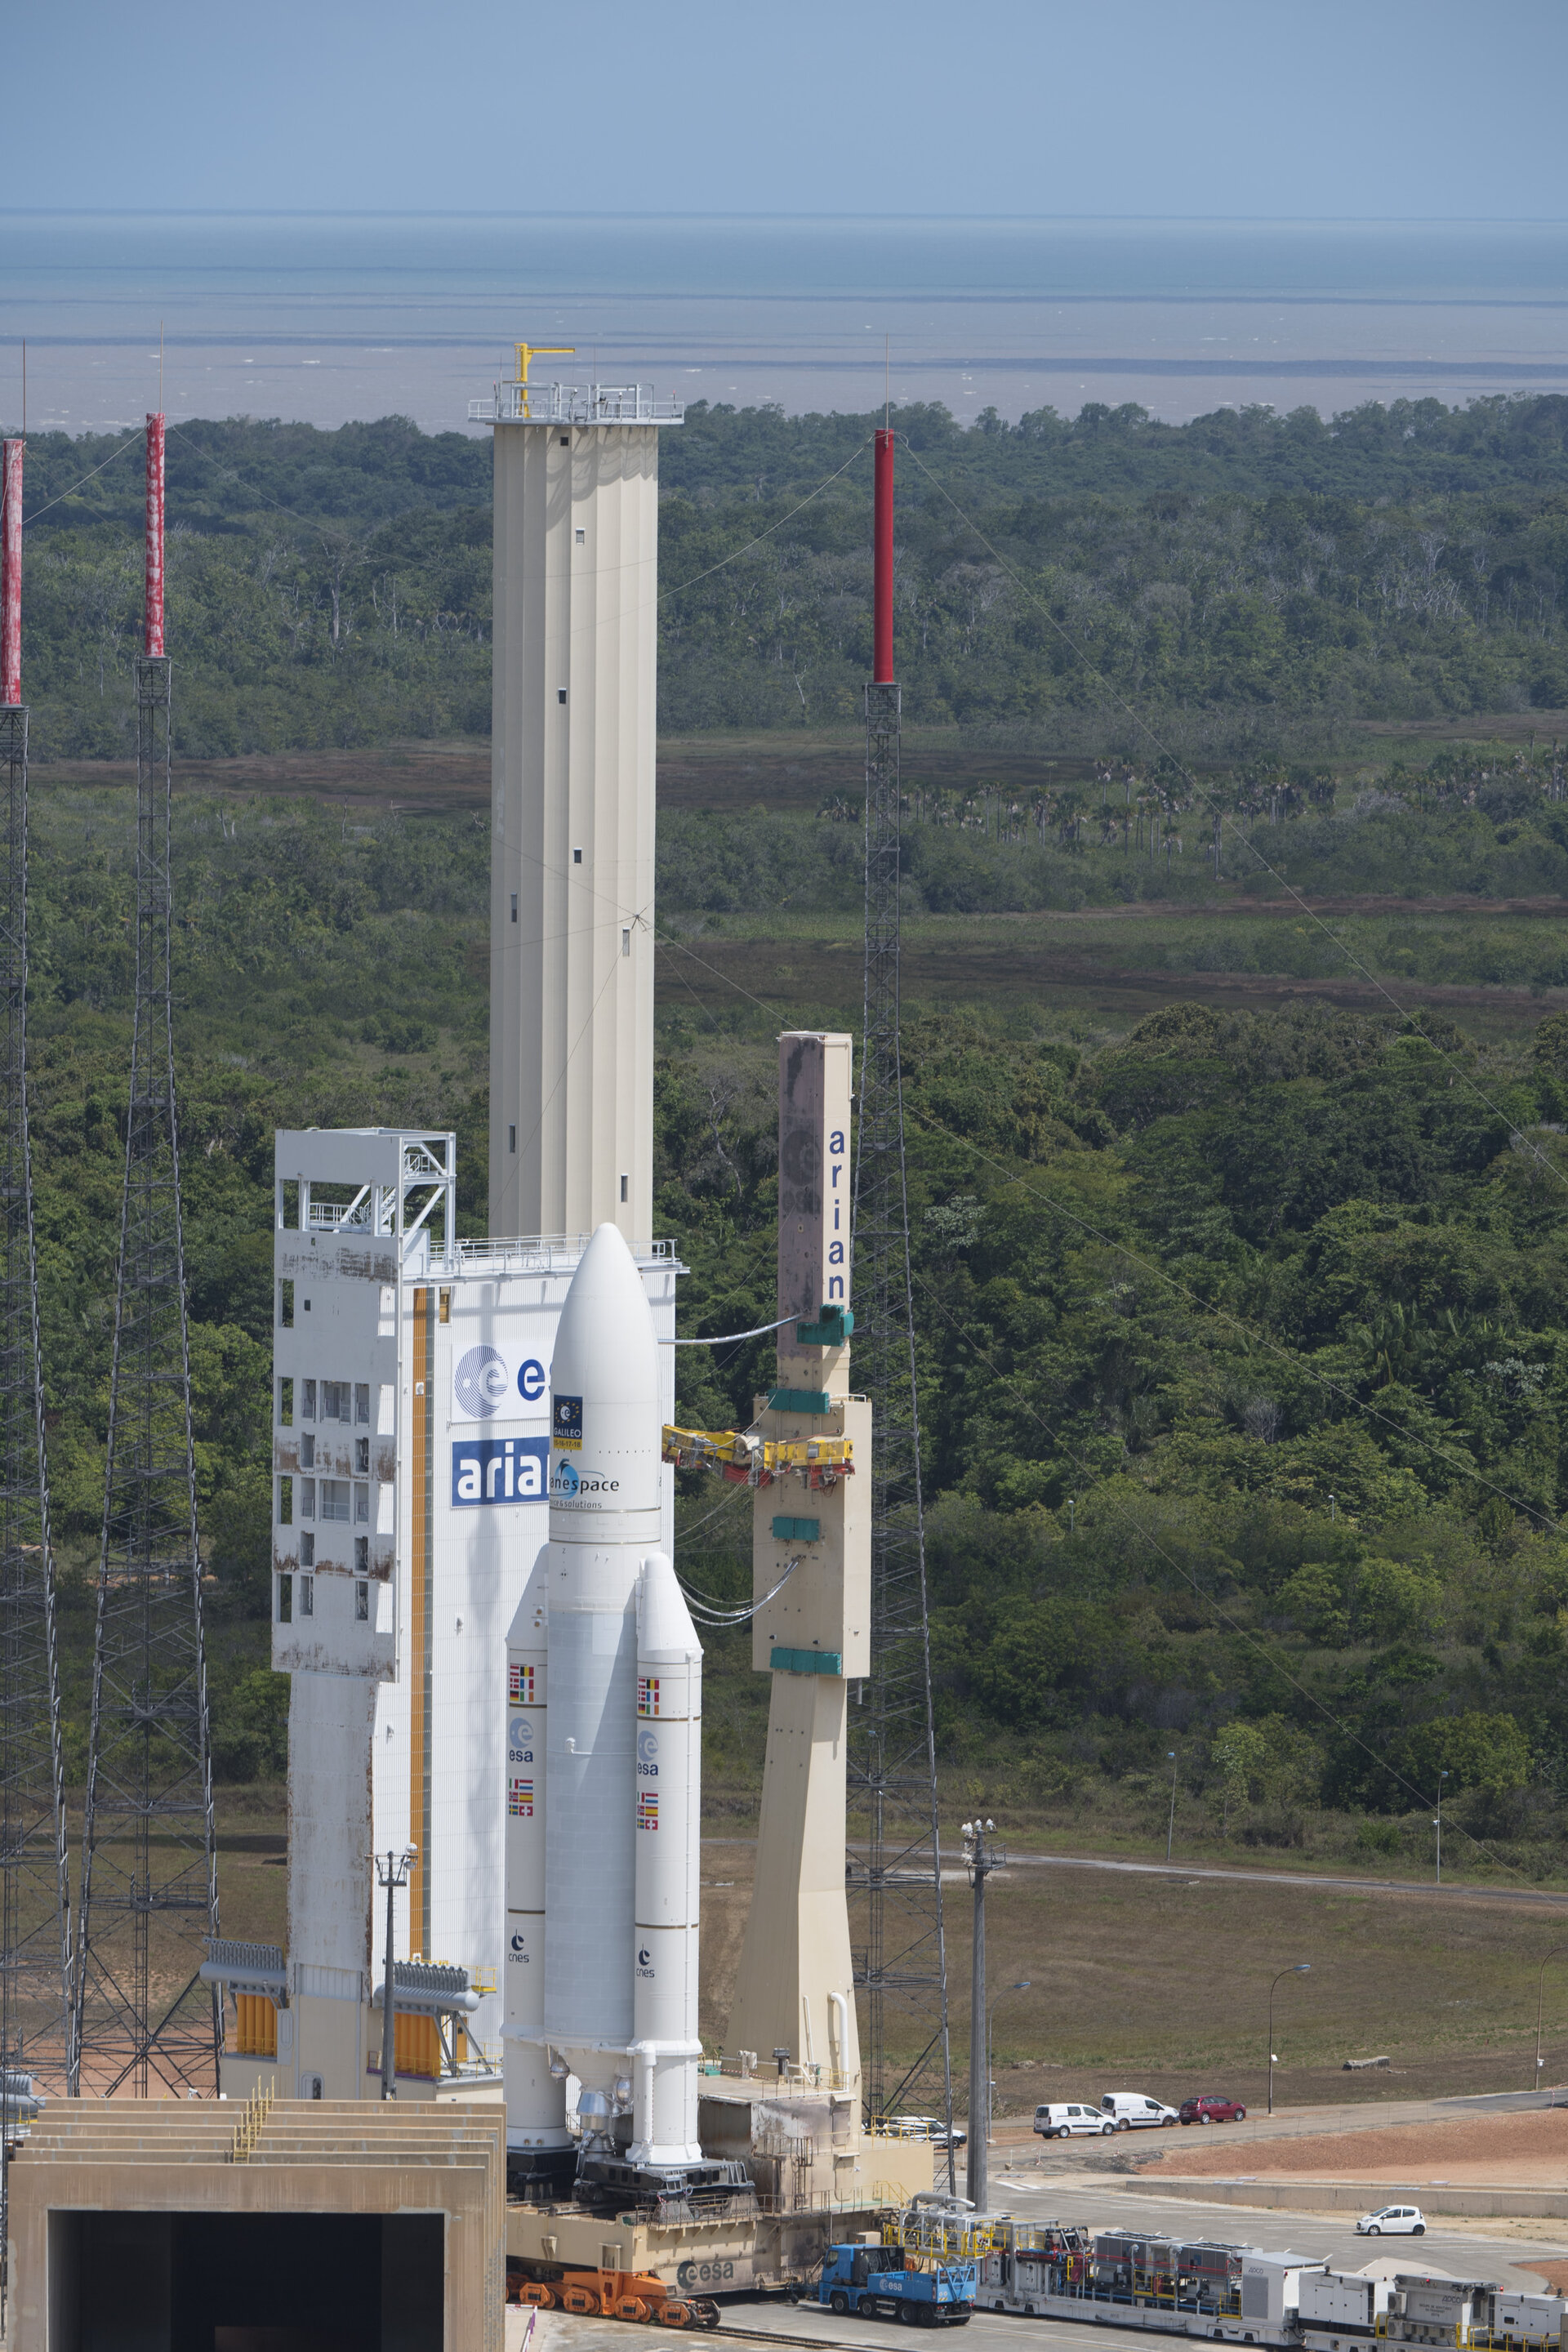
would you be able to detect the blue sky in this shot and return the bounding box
[7,0,1562,220]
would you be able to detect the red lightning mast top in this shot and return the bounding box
[144,413,165,657]
[873,427,894,686]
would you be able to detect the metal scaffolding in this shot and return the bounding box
[0,693,71,2287]
[847,435,953,2149]
[69,639,220,2098]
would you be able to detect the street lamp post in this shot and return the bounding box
[374,1844,417,2101]
[1434,1771,1449,1885]
[1535,1948,1568,2091]
[1166,1753,1178,1864]
[987,1980,1032,2146]
[962,1820,1004,2211]
[1267,1964,1311,2116]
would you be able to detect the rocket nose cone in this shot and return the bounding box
[638,1551,702,1665]
[551,1224,658,1405]
[549,1224,662,1524]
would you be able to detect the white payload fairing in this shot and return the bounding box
[505,1223,703,2185]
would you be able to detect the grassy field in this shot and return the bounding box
[697,1833,1568,2122]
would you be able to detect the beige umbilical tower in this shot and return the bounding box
[477,359,683,1245]
[729,1033,869,2111]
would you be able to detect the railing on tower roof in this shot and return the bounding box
[468,381,685,426]
[442,1234,677,1275]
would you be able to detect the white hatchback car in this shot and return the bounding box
[1035,2102,1115,2139]
[1356,2205,1426,2236]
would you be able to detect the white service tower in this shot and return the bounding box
[210,358,688,2167]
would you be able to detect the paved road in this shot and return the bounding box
[987,2087,1568,2171]
[973,1852,1568,1913]
[703,1837,1568,1913]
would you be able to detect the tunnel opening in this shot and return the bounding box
[49,2207,444,2352]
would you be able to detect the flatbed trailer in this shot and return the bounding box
[969,2231,1568,2352]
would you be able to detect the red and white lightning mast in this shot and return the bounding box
[848,419,955,2150]
[74,411,220,2097]
[0,424,72,2268]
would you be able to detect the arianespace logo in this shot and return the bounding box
[550,1457,621,1505]
[452,1345,547,1423]
[452,1436,549,1507]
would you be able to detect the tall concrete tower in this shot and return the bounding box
[481,353,684,1246]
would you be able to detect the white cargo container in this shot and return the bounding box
[1239,2256,1322,2329]
[1298,2271,1392,2330]
[1487,2290,1566,2344]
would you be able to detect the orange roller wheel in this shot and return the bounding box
[614,2297,652,2323]
[659,2301,693,2327]
[520,2284,555,2309]
[562,2286,601,2315]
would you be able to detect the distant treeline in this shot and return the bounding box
[15,393,1568,755]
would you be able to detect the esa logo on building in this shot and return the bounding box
[452,1345,546,1423]
[637,1729,658,1779]
[452,1436,549,1507]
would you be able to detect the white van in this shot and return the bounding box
[1099,2092,1180,2131]
[1034,2102,1114,2139]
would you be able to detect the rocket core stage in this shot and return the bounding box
[506,1223,705,2191]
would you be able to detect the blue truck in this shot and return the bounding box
[810,2243,976,2325]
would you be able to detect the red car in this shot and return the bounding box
[1178,2095,1246,2124]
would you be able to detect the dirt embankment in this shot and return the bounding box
[1152,2108,1568,2187]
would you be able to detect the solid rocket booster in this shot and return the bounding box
[504,1552,560,2163]
[506,1221,702,2162]
[632,1551,702,2163]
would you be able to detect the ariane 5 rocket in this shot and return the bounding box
[505,1222,704,2189]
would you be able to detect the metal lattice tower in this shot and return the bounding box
[0,436,72,2301]
[848,429,953,2144]
[71,420,220,2098]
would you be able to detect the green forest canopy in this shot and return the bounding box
[16,390,1568,1872]
[17,391,1568,757]
[15,769,1568,1887]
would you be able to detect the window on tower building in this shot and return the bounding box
[321,1480,351,1523]
[302,1379,316,1422]
[355,1383,370,1423]
[278,1377,293,1428]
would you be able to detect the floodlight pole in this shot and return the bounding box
[1535,1948,1568,2092]
[376,1846,416,2100]
[1267,1963,1311,2116]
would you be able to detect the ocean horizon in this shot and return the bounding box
[3,212,1567,438]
